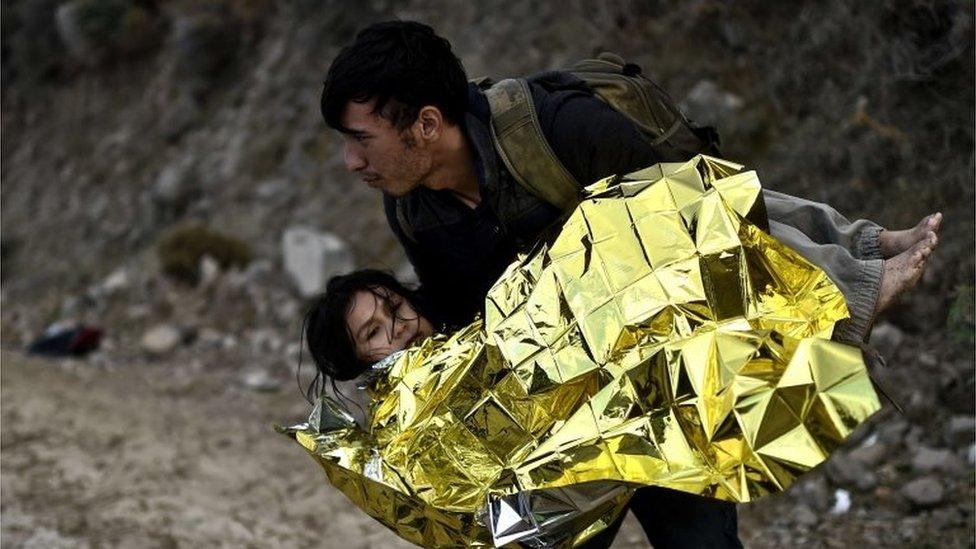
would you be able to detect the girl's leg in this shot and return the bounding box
[763,190,884,260]
[768,219,883,343]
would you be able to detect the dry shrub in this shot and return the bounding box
[157,225,252,285]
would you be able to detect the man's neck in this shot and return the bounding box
[423,126,480,208]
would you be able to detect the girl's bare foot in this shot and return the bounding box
[878,212,942,258]
[875,232,938,314]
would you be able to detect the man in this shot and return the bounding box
[320,20,940,548]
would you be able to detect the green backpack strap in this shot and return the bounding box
[484,79,582,213]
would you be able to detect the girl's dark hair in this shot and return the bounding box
[300,269,425,403]
[321,20,468,132]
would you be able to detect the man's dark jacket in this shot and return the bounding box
[385,72,663,328]
[384,72,741,549]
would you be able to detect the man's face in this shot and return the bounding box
[338,100,431,197]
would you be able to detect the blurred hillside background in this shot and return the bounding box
[1,0,974,547]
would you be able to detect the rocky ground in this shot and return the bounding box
[2,1,974,547]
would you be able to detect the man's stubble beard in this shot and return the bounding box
[388,135,433,197]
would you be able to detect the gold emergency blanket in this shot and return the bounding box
[281,156,881,548]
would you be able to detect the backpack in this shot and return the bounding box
[395,52,721,239]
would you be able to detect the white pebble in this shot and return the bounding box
[830,489,851,514]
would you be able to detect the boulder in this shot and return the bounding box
[827,451,876,490]
[901,477,944,508]
[141,324,181,356]
[947,418,973,445]
[198,255,221,288]
[792,504,818,528]
[679,80,743,128]
[829,489,851,514]
[152,162,197,209]
[241,368,281,392]
[794,475,831,512]
[55,0,108,63]
[848,439,888,467]
[911,446,964,474]
[100,268,130,295]
[869,322,905,359]
[55,0,163,65]
[282,228,354,298]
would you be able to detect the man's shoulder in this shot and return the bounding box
[471,71,600,126]
[523,71,599,125]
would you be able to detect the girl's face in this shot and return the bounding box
[344,287,434,364]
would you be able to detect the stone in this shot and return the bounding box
[141,324,181,356]
[869,322,904,359]
[152,163,196,208]
[282,227,354,298]
[242,369,281,392]
[198,255,221,288]
[945,415,975,447]
[792,504,818,528]
[274,299,300,325]
[126,304,151,320]
[59,296,82,318]
[99,268,129,295]
[826,451,873,489]
[255,179,294,201]
[904,390,937,423]
[830,489,851,514]
[196,328,224,349]
[55,1,104,64]
[877,418,909,445]
[247,329,283,354]
[951,358,975,376]
[160,93,202,141]
[849,439,888,467]
[679,80,743,128]
[794,476,832,512]
[903,425,925,449]
[55,0,161,65]
[244,259,274,287]
[901,477,944,508]
[912,446,964,474]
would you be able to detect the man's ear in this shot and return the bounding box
[416,106,444,142]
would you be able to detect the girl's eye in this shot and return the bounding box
[367,326,379,339]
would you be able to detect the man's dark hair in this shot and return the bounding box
[321,21,468,132]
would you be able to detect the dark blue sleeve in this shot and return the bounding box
[537,88,663,187]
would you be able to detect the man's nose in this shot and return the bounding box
[343,143,367,172]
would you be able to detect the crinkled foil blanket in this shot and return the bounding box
[280,156,881,548]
